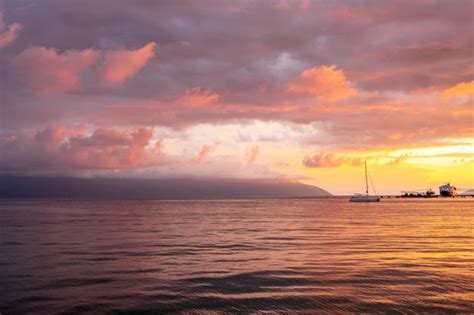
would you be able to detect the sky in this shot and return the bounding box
[0,0,473,195]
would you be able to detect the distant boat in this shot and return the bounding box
[439,183,457,197]
[350,161,380,202]
[400,189,436,198]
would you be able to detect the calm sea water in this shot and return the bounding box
[0,198,473,313]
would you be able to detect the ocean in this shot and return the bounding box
[1,198,473,313]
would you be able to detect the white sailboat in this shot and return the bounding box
[350,161,380,202]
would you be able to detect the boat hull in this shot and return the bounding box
[439,183,457,197]
[349,196,380,202]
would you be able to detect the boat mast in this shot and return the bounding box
[365,161,369,196]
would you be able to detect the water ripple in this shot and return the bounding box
[0,198,473,313]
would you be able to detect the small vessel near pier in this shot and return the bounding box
[350,161,380,202]
[439,183,457,197]
[401,189,436,198]
[396,183,468,198]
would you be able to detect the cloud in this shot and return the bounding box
[303,153,362,168]
[34,126,68,148]
[247,146,260,163]
[0,127,166,172]
[181,87,220,108]
[387,154,410,165]
[11,46,98,94]
[153,138,165,153]
[0,11,22,48]
[4,84,471,151]
[10,42,157,94]
[273,0,290,10]
[196,144,213,162]
[288,65,357,101]
[0,126,282,180]
[442,80,474,98]
[69,128,152,148]
[101,41,157,86]
[66,128,157,169]
[1,1,473,182]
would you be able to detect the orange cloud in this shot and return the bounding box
[102,41,156,86]
[0,11,22,48]
[12,47,98,94]
[387,154,410,165]
[289,65,357,101]
[12,43,157,94]
[154,139,165,154]
[181,88,220,108]
[247,146,260,162]
[303,153,362,168]
[196,144,213,162]
[442,80,474,98]
[179,87,219,108]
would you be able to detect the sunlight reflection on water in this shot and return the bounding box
[1,198,473,313]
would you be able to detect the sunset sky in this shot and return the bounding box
[0,0,473,195]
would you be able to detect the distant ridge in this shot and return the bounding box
[459,189,474,196]
[0,176,331,199]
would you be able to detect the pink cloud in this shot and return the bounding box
[289,65,357,101]
[67,128,156,169]
[1,1,473,181]
[61,86,470,150]
[196,144,214,162]
[11,47,98,94]
[11,42,158,94]
[153,138,165,154]
[181,87,220,108]
[273,0,290,10]
[101,41,157,86]
[69,128,152,148]
[303,153,362,168]
[0,127,167,172]
[34,126,68,148]
[247,146,260,163]
[0,11,22,49]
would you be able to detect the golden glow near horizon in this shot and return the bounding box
[153,123,473,195]
[296,139,473,194]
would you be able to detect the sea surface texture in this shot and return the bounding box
[1,198,473,313]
